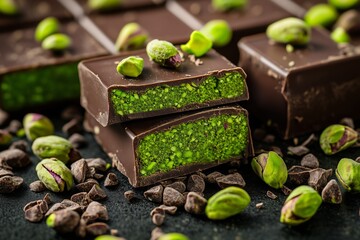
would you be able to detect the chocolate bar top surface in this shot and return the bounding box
[0,21,108,74]
[80,49,244,89]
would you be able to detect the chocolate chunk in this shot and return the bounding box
[288,165,312,185]
[94,173,104,180]
[162,187,185,207]
[270,146,283,157]
[166,181,186,194]
[157,205,177,215]
[216,173,246,189]
[0,149,30,168]
[88,184,107,201]
[308,168,333,192]
[144,185,164,203]
[29,180,46,193]
[206,171,224,184]
[152,213,165,226]
[49,209,80,234]
[0,175,23,193]
[82,201,109,223]
[9,140,29,152]
[301,153,320,169]
[62,118,83,136]
[43,193,52,205]
[69,133,88,149]
[86,222,110,236]
[85,158,107,172]
[76,178,99,192]
[266,190,278,200]
[45,203,65,217]
[287,145,310,156]
[124,190,136,202]
[150,207,165,217]
[187,175,205,193]
[24,204,44,223]
[281,185,292,196]
[184,192,207,215]
[23,200,40,212]
[71,192,93,207]
[71,159,89,183]
[321,179,342,204]
[104,172,119,187]
[60,199,82,213]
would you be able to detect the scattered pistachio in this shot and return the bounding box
[200,19,232,47]
[336,158,360,193]
[0,0,18,15]
[280,185,322,225]
[88,0,122,11]
[266,18,311,45]
[181,31,212,57]
[334,10,360,33]
[0,129,12,145]
[42,33,71,51]
[158,233,189,240]
[146,39,182,68]
[251,151,288,189]
[116,56,144,78]
[35,17,60,42]
[23,113,54,141]
[331,27,351,43]
[320,124,358,155]
[205,186,250,220]
[304,4,338,27]
[329,0,360,10]
[212,0,247,12]
[115,22,148,51]
[36,158,74,192]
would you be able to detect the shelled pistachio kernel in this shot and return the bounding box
[116,56,144,78]
[280,185,322,225]
[181,31,212,57]
[23,113,54,141]
[200,19,232,47]
[320,124,358,155]
[331,27,351,43]
[115,22,148,51]
[88,0,122,11]
[329,0,360,10]
[35,17,60,42]
[158,233,190,240]
[336,158,360,193]
[0,0,18,15]
[212,0,247,12]
[42,33,71,51]
[304,4,338,27]
[266,18,311,45]
[146,39,182,68]
[205,186,251,220]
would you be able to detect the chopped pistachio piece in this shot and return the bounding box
[116,56,144,78]
[181,31,212,57]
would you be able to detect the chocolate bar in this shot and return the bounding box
[85,106,253,187]
[239,27,360,139]
[79,49,248,126]
[75,0,166,13]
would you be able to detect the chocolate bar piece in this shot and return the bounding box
[75,0,166,13]
[239,28,360,139]
[85,106,253,187]
[0,21,108,111]
[79,49,248,126]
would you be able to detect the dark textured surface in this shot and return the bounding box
[0,111,359,240]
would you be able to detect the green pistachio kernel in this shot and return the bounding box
[251,151,288,189]
[36,158,74,192]
[158,233,189,240]
[280,185,322,225]
[95,235,126,240]
[0,130,12,145]
[23,113,54,141]
[206,186,251,220]
[266,17,311,45]
[35,17,60,42]
[336,158,360,193]
[200,20,232,47]
[115,22,148,51]
[331,27,351,43]
[320,124,358,155]
[42,33,71,51]
[146,39,182,68]
[116,56,144,78]
[0,0,18,15]
[181,31,212,57]
[328,0,360,10]
[88,0,122,11]
[212,0,247,11]
[304,4,338,27]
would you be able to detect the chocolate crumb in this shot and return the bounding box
[216,173,246,189]
[150,227,164,240]
[163,187,185,207]
[88,184,107,201]
[308,168,333,192]
[287,145,310,156]
[25,204,44,222]
[86,222,110,236]
[29,180,46,193]
[0,175,23,193]
[0,149,31,168]
[158,205,177,215]
[281,185,292,196]
[62,118,83,136]
[104,172,119,187]
[266,190,278,200]
[206,171,224,184]
[71,192,93,207]
[184,192,207,215]
[152,213,165,226]
[167,181,186,193]
[76,178,99,192]
[256,202,264,209]
[6,120,22,135]
[43,193,52,205]
[144,185,164,203]
[321,179,342,204]
[187,174,205,193]
[301,153,319,169]
[71,159,89,184]
[124,190,136,202]
[288,165,312,185]
[9,140,28,152]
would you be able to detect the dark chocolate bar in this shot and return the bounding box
[85,105,253,187]
[79,49,248,127]
[239,27,360,139]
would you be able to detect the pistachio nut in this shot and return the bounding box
[200,19,232,47]
[280,185,322,226]
[212,0,247,12]
[0,0,18,16]
[0,129,12,145]
[336,158,360,193]
[42,33,71,51]
[329,0,360,10]
[304,4,338,27]
[36,158,73,192]
[88,0,122,11]
[334,10,360,33]
[32,135,81,164]
[158,233,189,240]
[320,124,358,155]
[266,17,311,45]
[115,22,148,51]
[116,56,144,78]
[23,113,54,141]
[331,27,351,43]
[181,31,212,57]
[35,17,60,42]
[205,186,251,220]
[251,151,288,189]
[146,39,182,68]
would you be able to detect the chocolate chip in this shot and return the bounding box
[340,117,355,129]
[287,145,310,156]
[157,205,177,215]
[6,120,22,135]
[216,173,246,189]
[88,184,107,201]
[25,204,44,222]
[144,185,164,203]
[69,133,87,149]
[94,173,104,180]
[152,213,165,226]
[45,203,65,217]
[0,175,23,193]
[23,200,40,212]
[0,168,13,177]
[308,168,333,192]
[71,192,93,207]
[61,199,82,213]
[86,222,110,236]
[281,185,292,196]
[49,209,81,234]
[71,159,89,184]
[82,201,109,223]
[266,190,278,200]
[150,207,165,217]
[321,179,342,204]
[167,181,186,193]
[301,153,319,169]
[288,165,312,185]
[43,193,52,205]
[85,158,108,172]
[9,140,28,153]
[29,180,46,193]
[124,190,136,202]
[163,187,185,207]
[76,178,99,192]
[187,174,205,193]
[256,202,264,209]
[206,171,224,184]
[104,172,119,187]
[62,118,83,136]
[0,149,30,168]
[184,192,207,215]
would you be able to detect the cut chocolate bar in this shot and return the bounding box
[79,49,248,126]
[85,106,253,187]
[239,28,360,139]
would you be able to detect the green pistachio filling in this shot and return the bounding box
[1,63,79,111]
[137,113,249,176]
[111,71,245,116]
